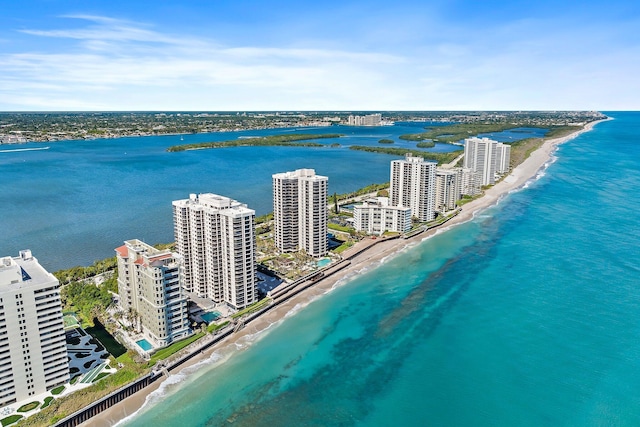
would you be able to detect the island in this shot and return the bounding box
[165,133,343,152]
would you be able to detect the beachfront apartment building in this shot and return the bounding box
[435,168,462,213]
[115,240,191,348]
[353,197,412,235]
[463,137,511,186]
[0,250,69,407]
[173,194,257,310]
[463,137,497,186]
[495,142,511,175]
[273,169,328,257]
[390,154,437,221]
[461,167,481,196]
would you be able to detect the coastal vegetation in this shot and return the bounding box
[333,182,389,202]
[349,145,462,165]
[508,125,581,167]
[148,333,206,366]
[231,298,272,319]
[166,133,342,152]
[0,111,605,144]
[54,258,117,285]
[399,123,525,142]
[378,138,394,144]
[416,140,435,148]
[61,282,112,327]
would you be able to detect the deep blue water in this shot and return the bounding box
[0,123,456,271]
[119,112,640,426]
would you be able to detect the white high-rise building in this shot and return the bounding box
[463,137,497,186]
[390,154,437,221]
[272,171,301,253]
[353,197,412,235]
[273,169,328,257]
[495,143,511,175]
[435,168,462,212]
[116,240,191,348]
[173,194,257,310]
[0,250,69,406]
[461,167,481,196]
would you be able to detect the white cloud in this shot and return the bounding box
[2,15,414,110]
[1,13,639,110]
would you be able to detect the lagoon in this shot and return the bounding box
[0,123,456,271]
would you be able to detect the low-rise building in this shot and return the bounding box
[0,250,69,406]
[116,240,191,348]
[353,197,412,235]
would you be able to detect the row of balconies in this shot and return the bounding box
[37,305,61,318]
[34,292,59,301]
[35,297,61,309]
[40,331,65,345]
[45,369,70,387]
[38,321,63,335]
[33,285,60,295]
[37,316,63,330]
[42,350,67,365]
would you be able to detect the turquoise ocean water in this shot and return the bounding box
[117,112,640,426]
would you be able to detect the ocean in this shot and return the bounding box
[117,112,640,426]
[4,113,639,426]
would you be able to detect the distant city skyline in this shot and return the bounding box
[2,0,639,111]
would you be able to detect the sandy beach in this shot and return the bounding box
[84,119,606,427]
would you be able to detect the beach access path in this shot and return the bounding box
[84,119,607,427]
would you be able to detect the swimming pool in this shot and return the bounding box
[316,258,331,268]
[201,311,222,323]
[136,339,153,351]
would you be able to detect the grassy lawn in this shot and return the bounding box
[207,321,230,333]
[40,397,54,409]
[94,372,110,382]
[17,402,40,412]
[333,241,354,254]
[1,415,22,426]
[231,299,271,319]
[50,385,65,395]
[328,223,353,233]
[148,332,205,366]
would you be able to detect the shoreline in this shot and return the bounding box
[84,119,608,427]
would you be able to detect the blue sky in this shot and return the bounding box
[1,0,638,111]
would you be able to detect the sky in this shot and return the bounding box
[1,0,639,111]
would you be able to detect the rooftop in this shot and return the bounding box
[0,250,56,290]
